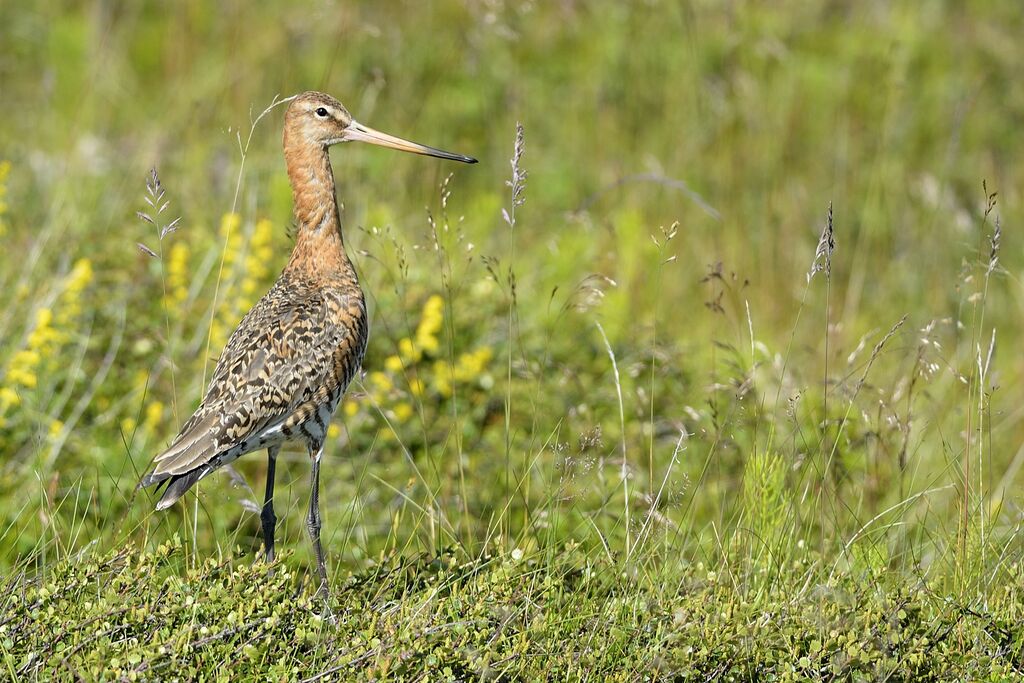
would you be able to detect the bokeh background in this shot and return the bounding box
[2,0,1022,579]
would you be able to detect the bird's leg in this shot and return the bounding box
[261,446,280,563]
[307,444,329,597]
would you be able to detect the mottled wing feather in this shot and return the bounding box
[147,275,359,480]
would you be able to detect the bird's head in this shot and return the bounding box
[284,91,477,164]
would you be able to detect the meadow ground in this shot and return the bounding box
[2,1,1024,680]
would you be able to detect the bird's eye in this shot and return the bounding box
[315,107,329,118]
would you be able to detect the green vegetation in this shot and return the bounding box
[8,541,1024,680]
[2,1,1023,679]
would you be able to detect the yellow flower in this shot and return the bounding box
[432,360,452,397]
[27,308,60,348]
[417,332,440,355]
[48,419,64,439]
[57,259,93,327]
[241,277,258,296]
[166,242,190,306]
[414,295,444,356]
[391,296,446,367]
[212,214,246,350]
[239,219,275,307]
[250,219,274,262]
[120,417,137,434]
[8,349,41,388]
[327,423,341,439]
[218,213,244,286]
[368,371,392,393]
[398,337,421,363]
[453,346,493,382]
[343,400,358,417]
[392,402,413,423]
[9,371,36,389]
[209,320,227,352]
[144,401,164,432]
[408,377,425,397]
[13,349,40,366]
[214,215,276,343]
[0,387,20,411]
[420,295,444,331]
[34,308,53,329]
[220,212,242,239]
[65,258,93,293]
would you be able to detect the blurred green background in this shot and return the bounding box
[1,0,1022,575]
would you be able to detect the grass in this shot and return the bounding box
[1,0,1023,679]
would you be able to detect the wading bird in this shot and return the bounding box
[141,91,476,593]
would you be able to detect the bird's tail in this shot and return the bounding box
[138,411,221,509]
[139,467,209,510]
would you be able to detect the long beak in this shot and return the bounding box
[345,121,477,164]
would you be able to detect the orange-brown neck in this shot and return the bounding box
[282,131,355,281]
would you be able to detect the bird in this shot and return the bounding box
[140,91,476,593]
